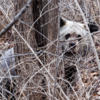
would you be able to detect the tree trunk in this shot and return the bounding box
[14,0,37,100]
[14,0,59,99]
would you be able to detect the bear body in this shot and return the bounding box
[60,17,98,87]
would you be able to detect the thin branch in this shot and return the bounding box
[0,50,42,60]
[0,0,33,37]
[75,0,100,71]
[0,4,68,99]
[58,78,79,100]
[52,0,61,100]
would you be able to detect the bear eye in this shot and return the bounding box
[77,35,81,41]
[65,34,70,39]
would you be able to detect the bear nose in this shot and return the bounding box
[69,42,76,47]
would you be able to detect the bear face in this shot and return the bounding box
[60,17,98,55]
[60,18,99,86]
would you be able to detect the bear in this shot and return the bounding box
[60,17,98,56]
[60,17,98,91]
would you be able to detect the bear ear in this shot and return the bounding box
[60,17,66,27]
[88,22,99,33]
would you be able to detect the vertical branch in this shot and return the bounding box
[75,0,100,70]
[52,0,61,100]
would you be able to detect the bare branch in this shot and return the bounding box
[52,0,61,99]
[0,0,33,37]
[75,0,100,71]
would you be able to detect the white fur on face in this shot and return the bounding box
[60,20,87,39]
[60,19,88,53]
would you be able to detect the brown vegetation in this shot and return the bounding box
[0,0,100,100]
